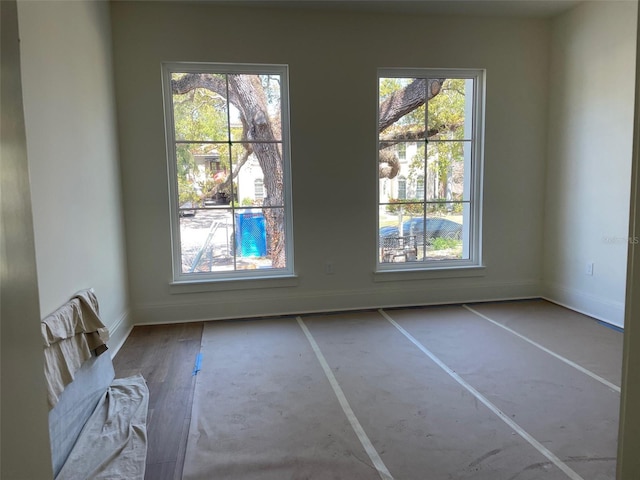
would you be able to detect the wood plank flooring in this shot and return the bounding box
[113,322,203,480]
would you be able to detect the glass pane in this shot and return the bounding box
[423,203,466,261]
[262,207,287,269]
[378,142,424,203]
[171,73,228,142]
[234,207,286,270]
[416,175,425,201]
[378,203,424,264]
[232,143,283,207]
[427,78,473,141]
[227,74,282,142]
[261,74,282,139]
[175,143,231,209]
[379,77,426,143]
[380,203,466,261]
[180,209,235,273]
[232,143,263,207]
[426,141,469,202]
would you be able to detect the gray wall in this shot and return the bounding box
[544,0,637,327]
[17,0,132,351]
[0,0,54,477]
[110,2,551,324]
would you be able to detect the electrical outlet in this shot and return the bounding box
[325,262,334,275]
[586,262,594,276]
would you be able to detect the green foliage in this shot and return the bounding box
[425,200,463,216]
[407,143,426,182]
[173,88,227,141]
[176,144,196,180]
[385,199,423,216]
[431,237,461,250]
[427,79,466,139]
[172,87,229,203]
[178,176,199,206]
[384,200,462,217]
[378,78,403,102]
[451,202,463,214]
[197,178,218,202]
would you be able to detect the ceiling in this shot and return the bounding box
[191,0,585,18]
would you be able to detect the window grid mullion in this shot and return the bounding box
[175,140,283,145]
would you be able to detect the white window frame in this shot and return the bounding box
[376,68,485,272]
[161,62,294,283]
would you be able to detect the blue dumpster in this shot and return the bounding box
[235,212,267,257]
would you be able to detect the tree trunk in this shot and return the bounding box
[228,75,286,268]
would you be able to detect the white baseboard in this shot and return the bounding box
[107,310,133,358]
[542,282,625,328]
[133,279,541,325]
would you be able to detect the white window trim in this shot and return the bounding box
[161,62,295,284]
[376,68,485,273]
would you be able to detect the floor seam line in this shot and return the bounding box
[378,308,585,480]
[296,316,394,480]
[461,304,621,393]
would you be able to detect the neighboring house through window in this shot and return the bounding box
[397,176,407,200]
[397,142,407,162]
[416,175,425,200]
[377,68,484,269]
[254,178,265,202]
[162,63,294,281]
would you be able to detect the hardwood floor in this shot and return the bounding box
[113,322,203,480]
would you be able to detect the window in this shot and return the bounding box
[416,175,425,199]
[254,178,265,202]
[377,69,484,269]
[162,63,293,282]
[397,142,407,162]
[397,176,407,200]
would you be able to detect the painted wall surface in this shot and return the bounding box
[18,0,131,349]
[619,5,640,471]
[111,2,550,324]
[0,0,54,477]
[544,0,637,327]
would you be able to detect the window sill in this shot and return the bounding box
[169,274,299,294]
[373,265,486,282]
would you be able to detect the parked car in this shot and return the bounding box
[179,202,197,217]
[379,217,462,244]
